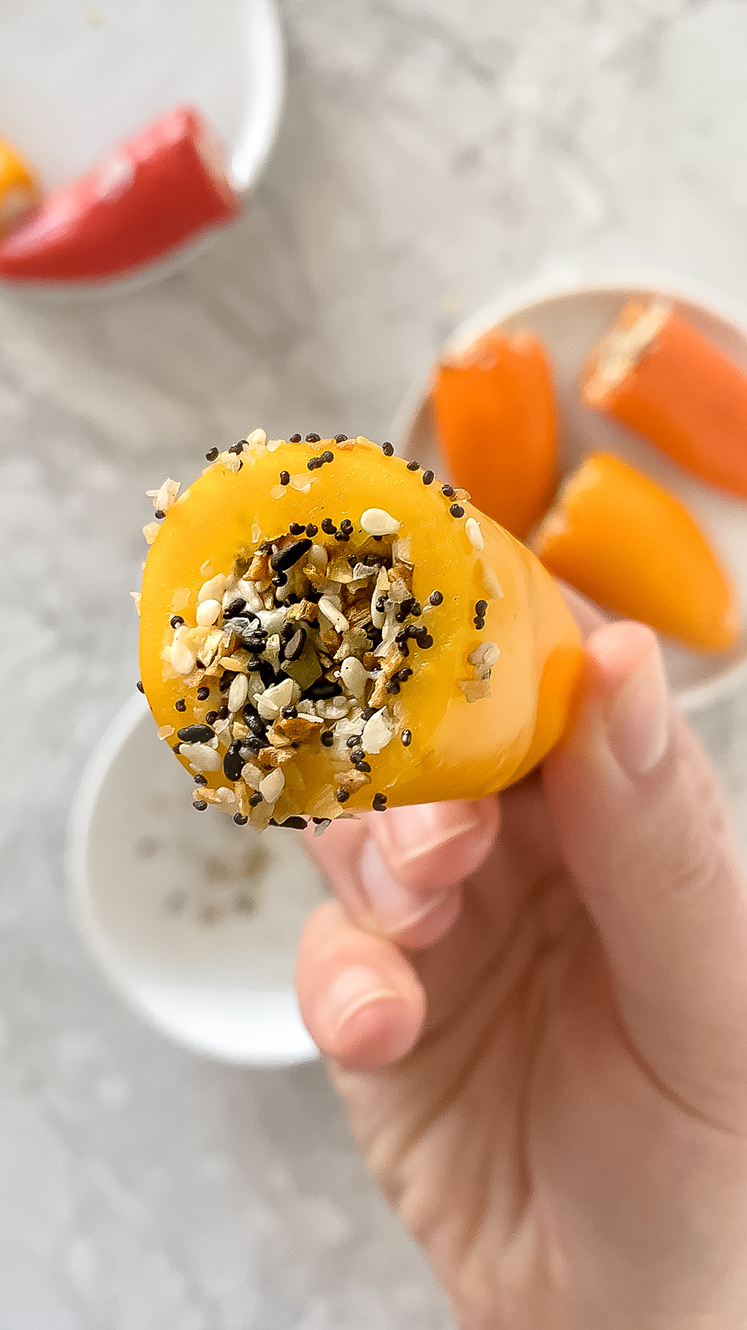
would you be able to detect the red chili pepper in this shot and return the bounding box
[0,105,240,283]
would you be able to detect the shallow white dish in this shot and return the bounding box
[67,693,327,1066]
[0,0,285,295]
[393,269,747,713]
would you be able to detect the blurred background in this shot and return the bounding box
[2,0,747,1325]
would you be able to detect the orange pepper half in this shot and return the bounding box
[582,299,747,499]
[0,136,39,238]
[534,452,738,653]
[138,434,582,828]
[433,328,557,540]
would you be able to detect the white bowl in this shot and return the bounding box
[67,693,327,1066]
[393,268,747,713]
[0,0,285,296]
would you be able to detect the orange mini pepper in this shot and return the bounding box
[0,136,40,238]
[433,328,557,540]
[535,452,738,653]
[582,300,747,499]
[137,433,582,828]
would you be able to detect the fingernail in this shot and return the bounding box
[606,641,670,778]
[377,801,483,868]
[357,837,446,929]
[321,965,400,1039]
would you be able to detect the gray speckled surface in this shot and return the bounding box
[2,1,747,1325]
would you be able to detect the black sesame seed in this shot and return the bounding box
[450,503,465,518]
[271,537,312,573]
[334,531,349,542]
[335,434,348,442]
[175,698,187,712]
[358,760,372,773]
[336,789,350,803]
[283,627,306,662]
[382,441,395,456]
[233,813,248,825]
[346,734,363,749]
[217,704,229,720]
[281,704,298,719]
[411,601,422,616]
[429,590,444,606]
[223,741,244,782]
[205,447,219,461]
[306,677,343,699]
[249,791,263,807]
[244,709,266,737]
[307,457,322,471]
[420,633,434,649]
[287,522,302,536]
[154,508,166,520]
[361,706,377,720]
[193,800,208,811]
[224,599,246,620]
[229,441,245,455]
[170,615,184,628]
[442,484,454,497]
[279,470,290,486]
[197,686,211,701]
[372,793,388,811]
[193,774,207,786]
[321,518,336,535]
[321,730,334,747]
[474,617,486,630]
[177,723,215,743]
[401,729,412,746]
[306,523,318,537]
[172,744,181,753]
[136,680,145,693]
[305,433,321,442]
[279,816,307,830]
[386,681,401,694]
[422,470,435,485]
[320,450,334,464]
[340,518,354,534]
[205,710,219,725]
[393,668,413,682]
[475,600,488,614]
[235,459,243,470]
[289,433,302,443]
[406,459,420,471]
[219,672,236,692]
[271,574,287,588]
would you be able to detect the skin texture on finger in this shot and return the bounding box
[543,620,747,1128]
[305,798,498,948]
[296,901,426,1070]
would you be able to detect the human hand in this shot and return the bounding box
[296,617,747,1329]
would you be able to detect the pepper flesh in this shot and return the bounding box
[582,300,747,499]
[138,435,582,822]
[0,136,39,238]
[534,452,738,653]
[0,105,239,283]
[433,328,558,539]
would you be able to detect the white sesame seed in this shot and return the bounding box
[170,639,197,674]
[224,453,242,473]
[156,477,181,513]
[259,768,285,804]
[340,656,368,699]
[360,507,400,536]
[481,561,504,599]
[319,596,349,633]
[307,544,328,569]
[266,439,283,452]
[198,574,227,604]
[143,521,160,545]
[228,674,249,713]
[465,518,484,551]
[361,707,395,754]
[181,742,223,772]
[215,786,236,805]
[246,428,267,446]
[129,591,141,616]
[468,641,501,669]
[196,598,222,627]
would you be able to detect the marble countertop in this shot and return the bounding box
[3,1,747,1325]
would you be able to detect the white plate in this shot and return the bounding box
[0,0,285,294]
[393,269,747,713]
[67,693,326,1066]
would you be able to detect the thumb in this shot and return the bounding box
[543,621,747,1127]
